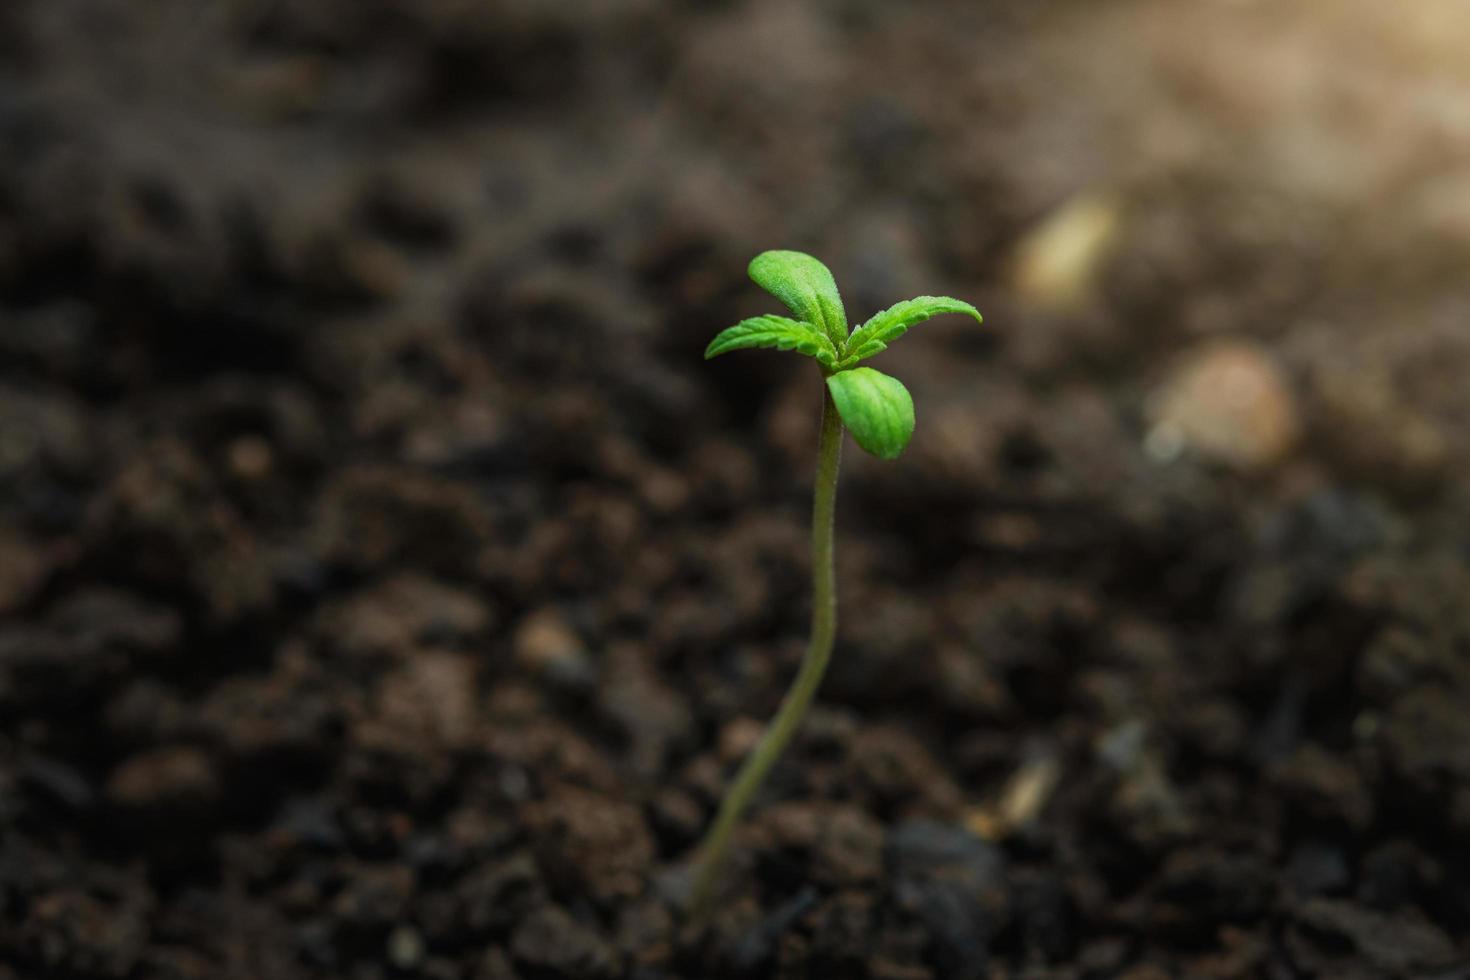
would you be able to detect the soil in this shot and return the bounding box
[4,1,1470,978]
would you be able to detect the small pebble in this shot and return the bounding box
[1011,191,1124,311]
[1148,341,1298,470]
[227,435,274,480]
[388,925,425,970]
[514,607,596,690]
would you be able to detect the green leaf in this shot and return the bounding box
[841,295,983,366]
[704,315,837,368]
[748,250,849,350]
[826,367,914,460]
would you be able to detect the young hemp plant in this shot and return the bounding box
[691,249,983,913]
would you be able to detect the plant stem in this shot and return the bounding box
[690,386,843,918]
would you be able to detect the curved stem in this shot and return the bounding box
[690,386,843,918]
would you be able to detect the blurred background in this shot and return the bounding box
[3,1,1470,977]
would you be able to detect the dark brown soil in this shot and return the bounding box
[4,2,1470,978]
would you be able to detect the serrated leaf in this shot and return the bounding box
[748,250,849,350]
[704,315,837,368]
[841,295,983,366]
[826,367,914,460]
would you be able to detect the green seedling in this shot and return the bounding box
[692,250,983,914]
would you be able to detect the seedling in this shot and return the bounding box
[692,250,983,913]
